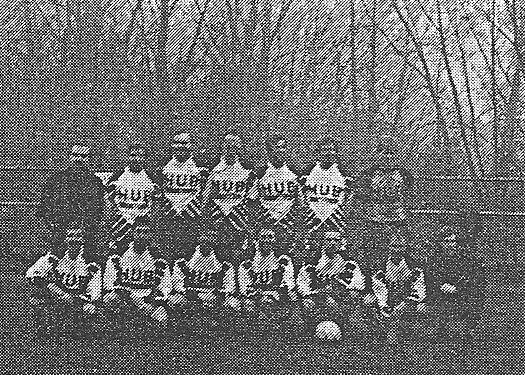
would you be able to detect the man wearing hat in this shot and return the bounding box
[37,144,104,260]
[202,134,256,267]
[426,222,486,343]
[26,225,103,338]
[159,133,209,262]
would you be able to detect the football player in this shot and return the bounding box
[249,133,303,258]
[103,219,171,328]
[363,232,427,347]
[159,133,209,262]
[238,227,297,330]
[202,134,256,266]
[104,143,161,255]
[355,135,414,276]
[426,222,486,343]
[296,230,365,334]
[168,226,240,327]
[300,136,352,240]
[26,227,102,338]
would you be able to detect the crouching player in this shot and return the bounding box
[427,223,486,345]
[364,233,427,347]
[168,227,240,330]
[238,227,298,332]
[297,230,366,337]
[103,220,171,329]
[26,227,102,338]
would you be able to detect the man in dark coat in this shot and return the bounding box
[37,144,104,261]
[426,220,487,341]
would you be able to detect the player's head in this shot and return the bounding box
[387,232,407,262]
[199,226,220,256]
[266,133,287,167]
[132,218,151,251]
[316,136,337,168]
[172,133,192,162]
[258,227,277,256]
[322,231,343,259]
[439,224,459,257]
[374,135,397,167]
[222,134,242,164]
[65,227,84,258]
[128,143,146,172]
[69,144,90,168]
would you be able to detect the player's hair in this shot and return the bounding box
[315,135,338,153]
[128,143,146,154]
[265,132,286,152]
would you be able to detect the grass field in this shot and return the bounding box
[0,260,523,375]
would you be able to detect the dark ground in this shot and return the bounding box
[0,262,523,374]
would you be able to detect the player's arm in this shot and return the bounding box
[296,264,316,298]
[220,262,237,296]
[278,255,296,293]
[84,263,103,303]
[238,260,255,297]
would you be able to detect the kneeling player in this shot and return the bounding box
[238,227,297,330]
[364,233,427,346]
[297,230,366,336]
[168,227,240,325]
[103,221,171,328]
[26,227,102,338]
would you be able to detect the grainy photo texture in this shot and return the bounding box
[0,0,523,374]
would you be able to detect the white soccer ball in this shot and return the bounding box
[315,321,342,341]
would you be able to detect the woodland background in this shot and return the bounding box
[0,0,523,178]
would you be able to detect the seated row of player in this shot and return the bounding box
[26,219,485,344]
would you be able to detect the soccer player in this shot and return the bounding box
[296,230,366,334]
[103,220,171,328]
[238,227,297,329]
[202,134,256,266]
[104,143,161,255]
[426,222,486,342]
[249,133,303,258]
[300,136,352,240]
[37,144,104,260]
[26,227,102,338]
[354,135,414,275]
[363,232,427,347]
[159,133,208,262]
[168,226,240,326]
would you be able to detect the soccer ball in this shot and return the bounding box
[315,321,342,341]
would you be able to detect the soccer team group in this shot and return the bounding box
[26,132,486,344]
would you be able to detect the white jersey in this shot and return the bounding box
[171,247,236,295]
[303,163,349,232]
[108,167,156,223]
[238,249,295,300]
[296,253,365,297]
[162,157,207,219]
[252,163,300,228]
[371,256,426,308]
[204,158,254,231]
[26,251,102,302]
[103,242,172,298]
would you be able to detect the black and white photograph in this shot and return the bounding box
[0,0,523,373]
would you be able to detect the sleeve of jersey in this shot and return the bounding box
[171,260,187,294]
[222,263,236,295]
[238,261,252,296]
[347,261,365,291]
[26,253,57,282]
[279,256,296,292]
[407,268,426,303]
[158,261,172,298]
[86,263,103,302]
[103,256,119,291]
[371,272,389,308]
[296,266,313,297]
